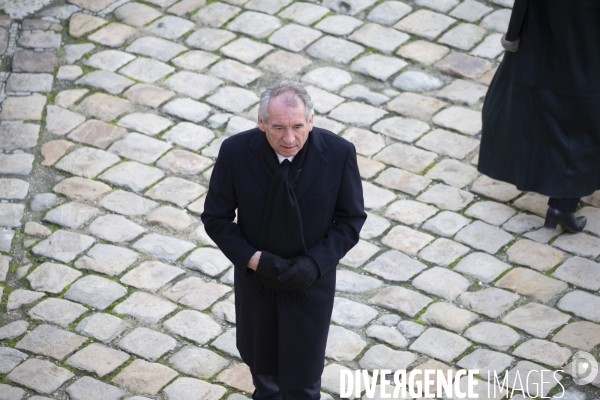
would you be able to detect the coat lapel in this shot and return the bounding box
[247,129,271,195]
[294,128,328,200]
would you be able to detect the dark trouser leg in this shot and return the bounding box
[252,375,282,400]
[252,374,321,400]
[548,197,581,213]
[283,378,322,400]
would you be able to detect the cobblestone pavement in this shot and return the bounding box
[2,0,600,399]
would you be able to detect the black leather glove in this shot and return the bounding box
[256,251,290,279]
[277,255,320,289]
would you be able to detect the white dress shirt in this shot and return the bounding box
[275,152,294,164]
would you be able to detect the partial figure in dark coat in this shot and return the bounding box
[201,80,366,400]
[479,0,600,232]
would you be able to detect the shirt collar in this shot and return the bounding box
[275,152,294,164]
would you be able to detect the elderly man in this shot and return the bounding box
[201,81,366,400]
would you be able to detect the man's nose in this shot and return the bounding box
[282,129,295,143]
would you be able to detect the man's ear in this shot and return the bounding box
[258,117,266,132]
[308,114,314,132]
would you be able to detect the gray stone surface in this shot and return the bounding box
[163,98,212,123]
[43,202,99,229]
[75,313,126,343]
[88,214,146,243]
[552,256,600,291]
[0,321,29,340]
[0,95,46,121]
[211,329,240,359]
[359,344,416,371]
[413,266,470,301]
[119,57,175,84]
[455,220,513,254]
[75,244,138,276]
[16,324,87,360]
[133,233,196,261]
[409,327,470,363]
[121,260,184,291]
[113,291,177,323]
[163,377,228,400]
[28,297,88,327]
[557,290,600,323]
[0,123,40,150]
[112,359,178,395]
[114,2,163,26]
[331,297,378,328]
[66,376,124,400]
[27,262,82,294]
[7,289,45,311]
[57,65,83,80]
[99,189,158,216]
[0,347,28,375]
[363,250,427,282]
[325,325,367,361]
[365,325,408,348]
[99,161,165,192]
[457,348,513,378]
[0,383,25,400]
[418,238,470,266]
[109,132,171,164]
[369,286,432,317]
[183,247,232,277]
[64,274,128,310]
[458,287,519,319]
[0,203,25,228]
[32,230,95,263]
[119,327,177,361]
[512,339,571,369]
[335,269,382,293]
[496,267,568,303]
[420,301,478,332]
[88,23,137,47]
[169,346,229,378]
[503,302,570,338]
[164,310,222,344]
[67,343,129,377]
[53,177,112,202]
[164,277,231,310]
[13,50,56,73]
[7,359,74,395]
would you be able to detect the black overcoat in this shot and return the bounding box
[201,127,366,390]
[479,0,600,198]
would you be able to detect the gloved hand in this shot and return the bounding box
[277,255,320,289]
[256,251,290,279]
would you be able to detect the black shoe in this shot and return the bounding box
[544,207,587,233]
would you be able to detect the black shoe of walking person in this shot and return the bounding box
[544,207,587,233]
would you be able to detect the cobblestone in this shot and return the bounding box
[503,302,570,338]
[75,312,126,343]
[2,1,598,398]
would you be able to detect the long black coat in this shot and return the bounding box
[201,127,366,390]
[479,0,600,198]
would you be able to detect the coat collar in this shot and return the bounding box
[247,128,328,197]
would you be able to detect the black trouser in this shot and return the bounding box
[252,375,321,400]
[548,197,581,213]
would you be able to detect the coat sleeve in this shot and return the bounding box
[201,140,257,271]
[306,144,366,276]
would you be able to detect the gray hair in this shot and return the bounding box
[258,80,314,123]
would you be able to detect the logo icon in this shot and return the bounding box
[571,351,598,385]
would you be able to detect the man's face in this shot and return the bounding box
[258,95,313,157]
